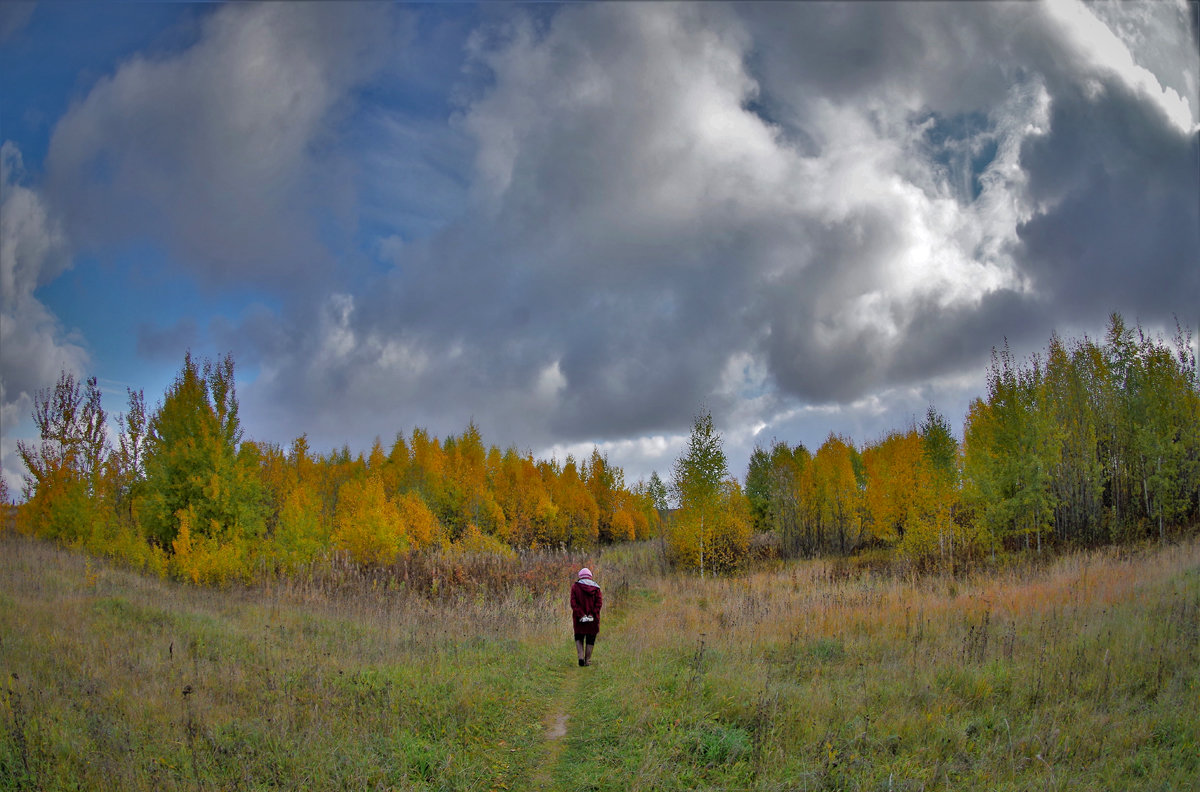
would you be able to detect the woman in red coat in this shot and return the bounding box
[570,567,603,666]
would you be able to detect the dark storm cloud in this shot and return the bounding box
[740,0,1195,395]
[210,304,295,369]
[245,2,782,449]
[737,1,1035,134]
[242,0,1196,464]
[1017,81,1200,324]
[884,291,1054,382]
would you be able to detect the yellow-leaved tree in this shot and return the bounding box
[396,489,442,549]
[669,410,750,575]
[494,449,557,547]
[904,406,969,569]
[862,408,967,569]
[862,430,924,546]
[274,485,327,572]
[332,476,407,565]
[550,457,599,547]
[811,433,866,555]
[16,373,109,546]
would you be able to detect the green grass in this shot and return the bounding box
[2,533,1198,790]
[0,535,566,791]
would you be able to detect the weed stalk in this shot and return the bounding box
[182,684,204,792]
[685,633,707,697]
[5,673,32,789]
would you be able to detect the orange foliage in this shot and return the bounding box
[811,434,864,553]
[862,431,924,545]
[396,489,441,549]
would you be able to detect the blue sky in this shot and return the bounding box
[2,0,1197,496]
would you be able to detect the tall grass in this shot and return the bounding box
[565,540,1200,791]
[2,533,1197,790]
[0,534,576,790]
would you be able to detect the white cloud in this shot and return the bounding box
[1,143,71,303]
[45,2,395,287]
[1044,0,1197,133]
[0,142,89,496]
[535,432,685,487]
[535,360,567,403]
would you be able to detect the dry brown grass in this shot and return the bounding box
[573,538,1200,790]
[614,540,1200,654]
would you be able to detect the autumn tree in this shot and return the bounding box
[1124,322,1200,541]
[384,432,410,491]
[443,422,505,539]
[670,410,748,575]
[550,456,600,546]
[959,316,1200,552]
[0,471,14,533]
[917,406,966,565]
[16,372,108,543]
[966,344,1061,553]
[625,478,661,540]
[406,428,448,528]
[862,430,923,546]
[773,441,814,556]
[1042,335,1106,544]
[494,449,557,547]
[274,485,326,571]
[141,352,263,549]
[745,440,813,555]
[585,448,629,542]
[252,435,327,572]
[811,433,866,554]
[332,475,405,564]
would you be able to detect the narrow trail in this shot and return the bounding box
[519,574,654,791]
[526,665,580,791]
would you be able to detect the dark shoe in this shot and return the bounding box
[578,658,586,667]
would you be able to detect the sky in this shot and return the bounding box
[1,0,1198,497]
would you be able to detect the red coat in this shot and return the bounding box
[570,578,603,635]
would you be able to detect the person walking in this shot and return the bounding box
[571,567,603,666]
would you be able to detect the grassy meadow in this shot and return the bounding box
[2,533,1198,791]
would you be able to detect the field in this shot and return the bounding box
[2,534,1198,791]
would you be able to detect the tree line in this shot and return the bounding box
[742,315,1199,571]
[5,314,1198,582]
[7,352,660,584]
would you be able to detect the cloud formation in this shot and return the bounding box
[4,0,1196,488]
[233,1,1196,479]
[1,142,89,493]
[44,2,396,289]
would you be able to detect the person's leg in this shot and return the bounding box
[583,635,595,665]
[575,637,586,665]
